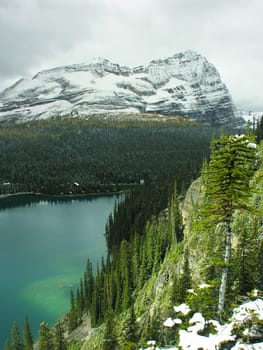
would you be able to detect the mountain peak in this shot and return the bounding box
[0,51,243,126]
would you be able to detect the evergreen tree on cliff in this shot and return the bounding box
[54,322,67,350]
[38,322,52,350]
[202,134,257,321]
[102,310,118,350]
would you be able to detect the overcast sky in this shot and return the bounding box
[0,0,262,110]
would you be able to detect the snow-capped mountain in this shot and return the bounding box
[237,109,263,126]
[0,50,243,126]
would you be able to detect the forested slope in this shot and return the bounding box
[5,117,262,350]
[63,133,263,350]
[0,116,221,195]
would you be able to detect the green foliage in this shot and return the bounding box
[38,322,53,350]
[5,339,12,350]
[75,133,263,347]
[120,306,138,347]
[170,247,192,305]
[105,183,177,251]
[67,340,83,350]
[23,318,33,350]
[68,289,80,331]
[53,322,67,350]
[11,320,22,350]
[255,115,263,142]
[200,134,257,320]
[179,248,192,301]
[141,308,164,345]
[186,284,218,320]
[84,259,94,311]
[168,180,183,243]
[102,311,118,350]
[7,121,258,348]
[202,135,257,221]
[0,118,219,196]
[231,212,259,295]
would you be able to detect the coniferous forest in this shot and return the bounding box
[3,115,263,349]
[0,117,220,195]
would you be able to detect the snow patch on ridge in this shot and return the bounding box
[0,51,243,126]
[143,299,263,350]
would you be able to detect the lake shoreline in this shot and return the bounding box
[0,190,124,200]
[0,194,116,348]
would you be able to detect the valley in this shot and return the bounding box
[1,50,262,350]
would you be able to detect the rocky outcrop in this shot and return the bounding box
[181,177,203,236]
[0,51,243,126]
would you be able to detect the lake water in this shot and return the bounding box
[0,194,119,347]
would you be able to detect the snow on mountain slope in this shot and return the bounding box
[0,50,244,126]
[142,298,263,350]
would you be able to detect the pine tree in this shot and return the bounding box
[232,213,258,295]
[120,240,132,311]
[91,287,101,326]
[202,134,257,321]
[11,320,23,350]
[54,321,67,350]
[178,247,192,302]
[78,278,85,315]
[168,180,183,243]
[102,311,118,350]
[68,289,78,331]
[38,322,52,350]
[84,258,94,311]
[143,308,163,344]
[23,317,33,350]
[131,233,141,289]
[122,305,138,344]
[5,339,12,350]
[256,115,263,142]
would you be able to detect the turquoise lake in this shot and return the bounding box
[0,194,119,348]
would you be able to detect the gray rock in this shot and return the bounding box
[0,50,244,126]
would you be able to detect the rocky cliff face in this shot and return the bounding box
[0,50,243,126]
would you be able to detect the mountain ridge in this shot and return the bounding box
[0,50,244,126]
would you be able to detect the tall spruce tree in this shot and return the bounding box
[168,180,183,243]
[202,134,257,321]
[102,310,118,350]
[178,247,192,301]
[122,305,138,344]
[11,320,23,350]
[54,321,67,350]
[38,322,52,350]
[84,258,94,311]
[23,318,33,350]
[68,289,79,331]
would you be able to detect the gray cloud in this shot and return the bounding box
[0,0,262,110]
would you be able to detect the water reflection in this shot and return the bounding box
[0,193,122,211]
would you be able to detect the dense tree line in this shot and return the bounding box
[5,319,34,350]
[105,183,172,251]
[5,319,67,350]
[28,133,263,349]
[67,182,182,345]
[0,117,222,195]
